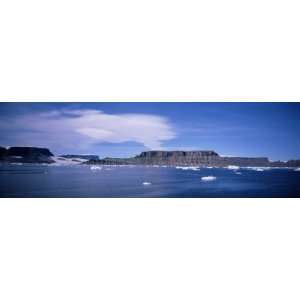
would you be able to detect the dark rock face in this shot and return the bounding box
[86,150,296,167]
[87,157,133,165]
[0,147,8,157]
[8,147,53,157]
[214,156,270,167]
[61,154,99,160]
[270,160,300,168]
[0,146,54,163]
[285,160,300,167]
[134,150,220,165]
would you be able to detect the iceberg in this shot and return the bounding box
[201,176,216,181]
[90,166,102,171]
[227,165,240,170]
[246,167,264,172]
[142,182,152,185]
[295,168,300,171]
[175,166,200,171]
[191,167,200,171]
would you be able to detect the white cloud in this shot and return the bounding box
[0,109,176,152]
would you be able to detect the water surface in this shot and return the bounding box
[0,165,299,197]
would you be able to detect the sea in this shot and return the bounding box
[0,164,300,198]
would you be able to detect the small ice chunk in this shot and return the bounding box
[227,165,240,170]
[176,166,200,171]
[191,167,200,171]
[295,167,300,171]
[201,176,216,181]
[235,172,242,175]
[253,168,264,172]
[143,182,152,185]
[90,166,102,171]
[245,167,264,172]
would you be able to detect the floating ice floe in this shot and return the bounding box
[244,166,272,171]
[201,176,216,181]
[295,168,300,171]
[176,166,200,171]
[235,172,242,175]
[191,167,200,171]
[247,167,264,172]
[90,166,102,171]
[270,167,290,170]
[227,165,240,170]
[142,182,152,185]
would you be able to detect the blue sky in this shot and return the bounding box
[0,102,299,160]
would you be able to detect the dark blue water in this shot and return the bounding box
[0,165,299,197]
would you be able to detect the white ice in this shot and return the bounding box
[227,165,240,170]
[175,166,200,171]
[143,182,152,185]
[246,167,265,172]
[90,166,102,171]
[201,176,216,181]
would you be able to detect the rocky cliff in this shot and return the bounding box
[0,147,8,157]
[0,146,54,163]
[269,159,300,168]
[1,147,299,167]
[86,150,290,167]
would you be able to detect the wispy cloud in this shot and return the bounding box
[0,109,176,153]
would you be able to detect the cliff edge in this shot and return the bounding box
[85,150,285,167]
[0,146,54,163]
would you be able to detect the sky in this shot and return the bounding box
[0,102,299,160]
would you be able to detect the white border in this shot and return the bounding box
[1,0,300,299]
[1,1,299,100]
[1,198,300,300]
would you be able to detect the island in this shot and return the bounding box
[85,150,300,167]
[1,147,299,167]
[0,146,55,163]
